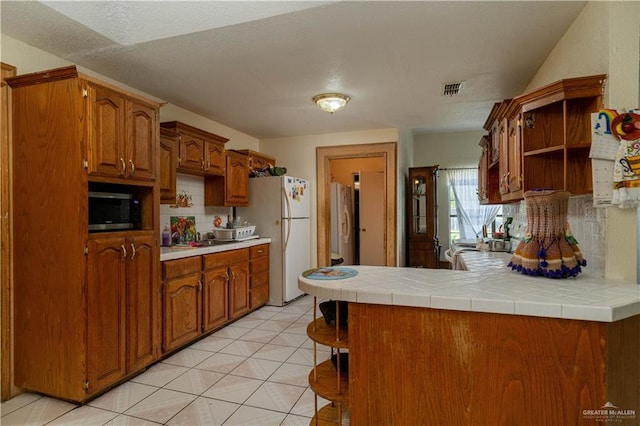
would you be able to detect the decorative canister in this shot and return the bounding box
[508,190,586,278]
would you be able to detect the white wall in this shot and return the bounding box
[526,1,640,282]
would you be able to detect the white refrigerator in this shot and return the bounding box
[330,183,355,265]
[239,176,311,306]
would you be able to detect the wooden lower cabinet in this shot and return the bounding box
[203,265,229,332]
[249,244,269,308]
[205,249,250,321]
[162,246,266,355]
[87,232,160,396]
[162,257,202,353]
[229,262,250,319]
[87,237,127,393]
[348,303,640,425]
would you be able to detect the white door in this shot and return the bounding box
[359,171,385,266]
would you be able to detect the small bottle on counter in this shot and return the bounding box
[162,224,172,247]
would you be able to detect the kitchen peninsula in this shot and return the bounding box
[299,263,640,425]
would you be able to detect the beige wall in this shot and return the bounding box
[330,157,385,185]
[0,35,258,150]
[412,129,487,256]
[260,128,406,266]
[413,130,485,168]
[526,1,640,282]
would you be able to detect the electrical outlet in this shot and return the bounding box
[584,201,596,222]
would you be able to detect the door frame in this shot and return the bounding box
[316,142,397,267]
[2,62,18,401]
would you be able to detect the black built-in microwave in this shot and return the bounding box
[88,191,141,231]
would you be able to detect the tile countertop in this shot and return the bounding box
[160,237,271,261]
[298,257,640,323]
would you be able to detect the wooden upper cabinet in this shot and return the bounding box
[204,139,226,175]
[225,150,250,206]
[159,128,179,204]
[482,74,605,203]
[204,150,249,207]
[87,82,158,182]
[128,100,157,181]
[236,149,276,174]
[87,83,127,178]
[180,132,205,172]
[160,121,228,176]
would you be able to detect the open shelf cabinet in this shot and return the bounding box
[307,298,350,425]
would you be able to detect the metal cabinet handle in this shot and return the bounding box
[225,271,230,282]
[130,243,136,260]
[129,159,135,175]
[198,280,202,291]
[120,158,126,175]
[120,244,127,260]
[230,270,236,282]
[201,159,205,170]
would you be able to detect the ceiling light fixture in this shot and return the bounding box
[313,93,350,114]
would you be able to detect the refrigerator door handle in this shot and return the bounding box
[343,205,351,243]
[283,187,292,251]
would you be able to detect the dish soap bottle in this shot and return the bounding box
[162,224,171,247]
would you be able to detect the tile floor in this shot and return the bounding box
[1,295,334,425]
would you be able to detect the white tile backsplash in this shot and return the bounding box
[160,173,232,239]
[502,195,606,278]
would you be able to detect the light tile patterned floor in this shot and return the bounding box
[0,295,333,425]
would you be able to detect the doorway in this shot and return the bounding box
[316,143,397,267]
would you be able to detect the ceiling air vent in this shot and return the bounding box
[441,81,464,96]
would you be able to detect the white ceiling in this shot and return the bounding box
[1,1,587,139]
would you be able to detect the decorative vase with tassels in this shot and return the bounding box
[508,190,586,278]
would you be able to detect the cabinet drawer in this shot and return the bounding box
[204,248,249,269]
[250,244,269,259]
[250,257,269,275]
[250,284,269,308]
[251,270,269,289]
[163,256,202,279]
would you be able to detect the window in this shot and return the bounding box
[446,169,501,242]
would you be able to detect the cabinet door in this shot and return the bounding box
[224,151,249,206]
[507,114,522,195]
[204,140,225,176]
[87,82,127,178]
[179,132,205,173]
[127,100,157,181]
[163,273,202,352]
[478,138,488,203]
[126,234,160,372]
[229,262,250,320]
[498,117,510,196]
[203,266,229,332]
[87,237,127,393]
[159,128,179,203]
